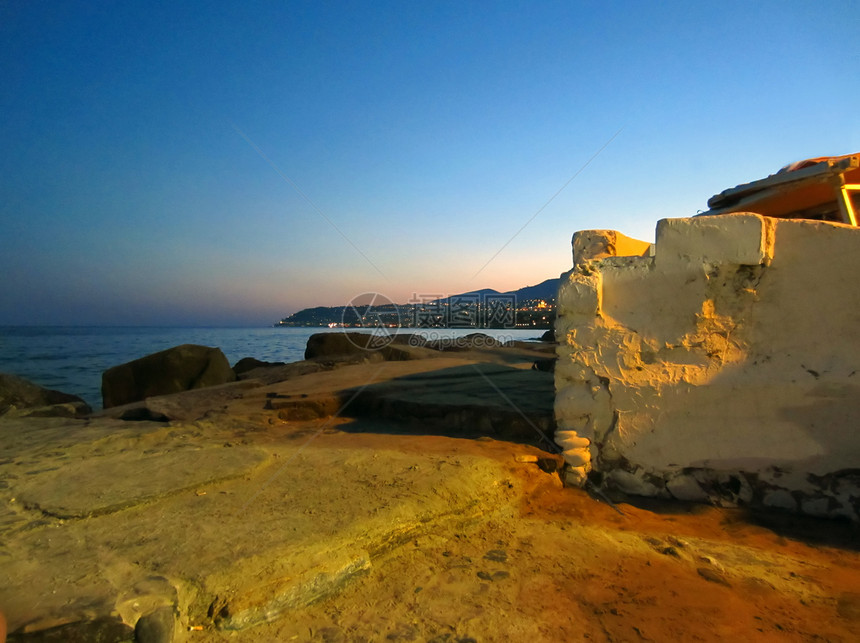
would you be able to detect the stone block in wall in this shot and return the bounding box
[655,213,774,268]
[555,383,594,419]
[557,270,602,317]
[572,229,652,266]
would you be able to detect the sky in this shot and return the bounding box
[2,1,858,326]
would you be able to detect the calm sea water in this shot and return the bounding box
[0,326,547,409]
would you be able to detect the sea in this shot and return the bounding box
[0,326,548,410]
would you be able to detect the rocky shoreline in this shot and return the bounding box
[1,333,859,642]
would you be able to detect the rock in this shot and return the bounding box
[134,606,175,643]
[390,333,427,347]
[531,357,556,372]
[666,474,709,503]
[696,567,732,587]
[305,332,386,359]
[341,364,556,444]
[562,466,588,487]
[425,333,501,352]
[233,357,286,376]
[116,406,170,423]
[801,497,831,518]
[316,626,347,642]
[607,469,660,496]
[763,489,797,512]
[476,570,509,582]
[571,229,651,266]
[0,373,91,418]
[555,431,590,450]
[536,456,562,473]
[15,447,267,519]
[502,340,556,354]
[561,447,590,467]
[304,332,421,361]
[101,344,236,409]
[10,616,134,642]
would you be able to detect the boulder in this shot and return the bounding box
[532,357,556,372]
[9,615,133,642]
[134,606,176,643]
[101,344,236,409]
[233,357,286,376]
[0,373,91,418]
[424,333,501,352]
[304,332,419,361]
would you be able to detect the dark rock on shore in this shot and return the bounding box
[341,363,557,446]
[0,373,91,418]
[304,332,426,362]
[233,356,286,376]
[134,606,175,643]
[532,357,556,372]
[101,344,236,409]
[7,615,134,642]
[424,333,502,352]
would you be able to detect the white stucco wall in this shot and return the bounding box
[554,213,860,520]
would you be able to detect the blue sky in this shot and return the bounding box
[2,1,858,326]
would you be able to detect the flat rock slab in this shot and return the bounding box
[350,363,554,413]
[1,415,528,637]
[345,363,556,443]
[3,349,860,642]
[246,360,556,444]
[16,447,268,518]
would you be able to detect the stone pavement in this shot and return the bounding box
[1,347,558,641]
[2,346,860,642]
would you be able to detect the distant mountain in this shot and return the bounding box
[504,277,559,302]
[426,287,500,304]
[432,278,560,305]
[277,277,560,328]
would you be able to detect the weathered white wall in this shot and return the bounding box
[554,213,860,520]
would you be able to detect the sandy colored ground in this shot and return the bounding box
[2,348,859,642]
[213,431,860,643]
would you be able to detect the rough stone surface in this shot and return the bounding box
[7,616,134,642]
[343,362,556,445]
[555,213,860,520]
[101,344,236,408]
[0,373,91,418]
[572,229,652,266]
[16,447,268,518]
[666,475,710,503]
[134,606,175,643]
[2,344,860,641]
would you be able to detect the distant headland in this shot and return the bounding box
[276,278,560,329]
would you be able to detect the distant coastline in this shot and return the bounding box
[277,278,560,330]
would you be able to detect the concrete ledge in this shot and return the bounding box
[655,213,774,267]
